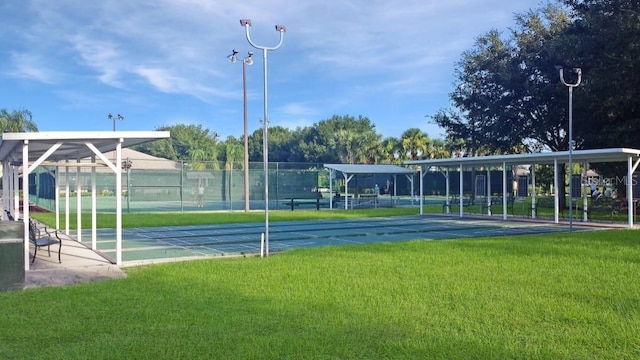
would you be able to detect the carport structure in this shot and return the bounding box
[0,131,170,270]
[324,164,417,209]
[404,148,640,228]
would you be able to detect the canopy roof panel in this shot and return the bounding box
[324,164,416,175]
[404,148,640,168]
[0,131,170,163]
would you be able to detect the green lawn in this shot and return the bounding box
[2,229,639,359]
[31,207,419,229]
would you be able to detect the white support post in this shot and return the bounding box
[459,164,464,217]
[65,163,70,235]
[502,162,507,220]
[582,163,588,222]
[13,162,19,220]
[393,174,398,207]
[22,140,30,271]
[445,168,450,214]
[486,168,492,216]
[76,159,82,242]
[2,162,7,219]
[553,159,559,223]
[55,166,60,229]
[531,165,537,219]
[116,139,123,265]
[419,167,424,215]
[343,173,353,210]
[627,156,634,228]
[91,155,97,250]
[329,169,334,210]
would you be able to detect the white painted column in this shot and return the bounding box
[419,167,424,215]
[65,163,70,235]
[627,156,634,228]
[486,168,492,216]
[582,163,588,222]
[502,162,507,220]
[76,158,82,242]
[459,164,464,217]
[91,155,97,250]
[22,140,30,271]
[553,159,559,223]
[2,162,7,218]
[531,165,537,219]
[116,139,123,265]
[13,162,19,220]
[55,166,60,229]
[445,169,450,214]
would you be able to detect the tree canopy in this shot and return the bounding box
[0,108,38,135]
[133,115,450,166]
[432,0,640,154]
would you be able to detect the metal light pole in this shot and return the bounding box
[108,113,124,131]
[227,50,254,213]
[558,66,582,231]
[240,19,286,256]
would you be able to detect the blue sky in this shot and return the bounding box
[0,0,539,140]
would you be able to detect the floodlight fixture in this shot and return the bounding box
[240,19,252,26]
[108,113,124,131]
[558,66,582,88]
[227,49,239,63]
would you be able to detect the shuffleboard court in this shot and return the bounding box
[77,215,598,264]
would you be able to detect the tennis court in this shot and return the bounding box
[76,215,599,265]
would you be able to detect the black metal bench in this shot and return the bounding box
[28,219,62,264]
[285,192,325,211]
[287,197,323,211]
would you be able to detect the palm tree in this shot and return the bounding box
[188,149,207,171]
[0,108,38,134]
[428,138,451,159]
[400,128,430,161]
[380,137,400,164]
[225,142,243,171]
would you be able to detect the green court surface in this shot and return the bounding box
[76,215,599,264]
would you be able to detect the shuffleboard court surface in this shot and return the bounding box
[77,215,597,264]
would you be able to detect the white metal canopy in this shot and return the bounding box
[0,131,170,270]
[404,148,640,228]
[404,148,640,168]
[324,164,417,209]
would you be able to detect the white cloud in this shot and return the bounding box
[277,103,316,117]
[1,0,538,138]
[134,67,231,101]
[68,35,123,87]
[7,52,58,84]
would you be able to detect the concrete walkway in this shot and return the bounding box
[24,231,126,289]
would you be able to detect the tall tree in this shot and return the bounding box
[266,126,294,163]
[222,136,244,170]
[430,4,574,205]
[294,115,382,164]
[564,0,640,150]
[0,108,38,134]
[400,128,431,161]
[432,4,573,154]
[135,124,219,162]
[380,137,402,164]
